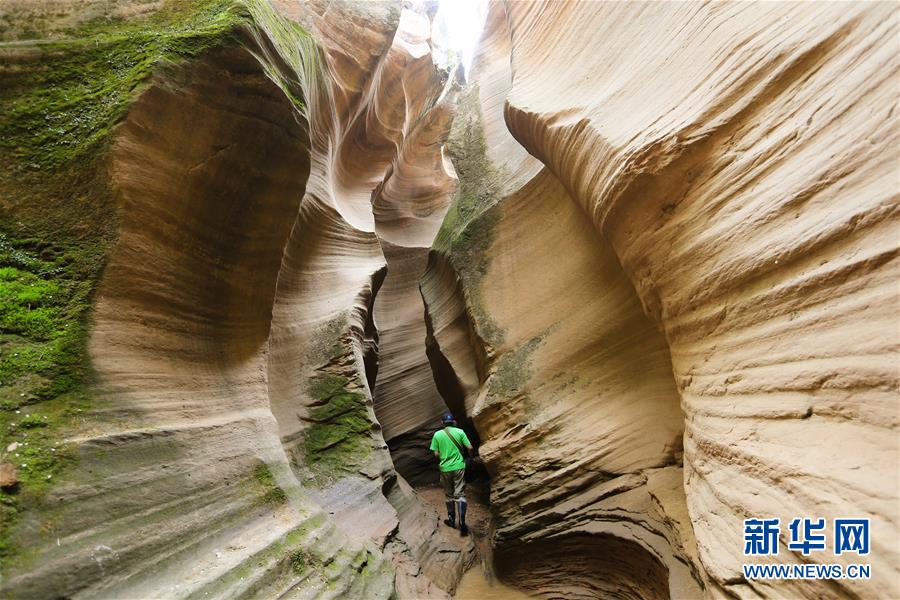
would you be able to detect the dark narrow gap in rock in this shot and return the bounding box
[421,287,488,485]
[369,242,454,486]
[416,260,503,598]
[362,266,388,394]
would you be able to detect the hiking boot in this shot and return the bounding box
[456,499,468,536]
[444,501,456,529]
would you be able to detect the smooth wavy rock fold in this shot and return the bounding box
[1,1,471,597]
[422,1,898,598]
[1,0,896,598]
[367,8,459,486]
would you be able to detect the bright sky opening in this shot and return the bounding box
[431,0,488,78]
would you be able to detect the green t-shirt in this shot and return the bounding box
[429,427,472,472]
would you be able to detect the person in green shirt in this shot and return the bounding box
[430,413,473,536]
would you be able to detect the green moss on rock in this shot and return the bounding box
[0,0,256,573]
[302,374,372,482]
[289,549,308,575]
[0,234,98,569]
[308,313,350,365]
[253,462,287,506]
[449,206,506,349]
[431,84,511,350]
[434,84,507,250]
[0,0,249,172]
[485,334,545,406]
[243,0,319,120]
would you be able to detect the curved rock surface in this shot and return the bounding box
[367,9,458,486]
[423,1,898,598]
[1,1,471,597]
[1,0,896,599]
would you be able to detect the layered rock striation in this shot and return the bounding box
[1,1,471,597]
[367,8,458,486]
[0,0,897,599]
[423,1,898,598]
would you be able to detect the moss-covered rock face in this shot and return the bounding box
[0,195,113,567]
[253,462,288,506]
[484,334,543,405]
[434,84,507,251]
[0,0,253,575]
[0,0,247,172]
[291,309,380,485]
[430,85,511,352]
[303,373,373,482]
[0,236,99,404]
[0,237,94,566]
[448,206,506,350]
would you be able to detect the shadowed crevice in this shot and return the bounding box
[496,533,671,600]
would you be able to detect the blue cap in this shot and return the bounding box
[441,413,456,425]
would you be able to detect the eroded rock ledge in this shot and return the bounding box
[422,2,898,599]
[1,1,471,598]
[0,1,896,599]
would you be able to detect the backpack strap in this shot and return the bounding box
[443,427,467,456]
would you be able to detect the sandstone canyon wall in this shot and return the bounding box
[1,1,470,598]
[423,1,899,598]
[0,1,896,599]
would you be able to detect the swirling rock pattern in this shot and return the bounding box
[367,9,459,486]
[423,1,898,598]
[1,1,471,597]
[1,0,896,598]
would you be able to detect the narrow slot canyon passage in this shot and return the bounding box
[0,1,896,600]
[368,241,499,597]
[370,164,695,600]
